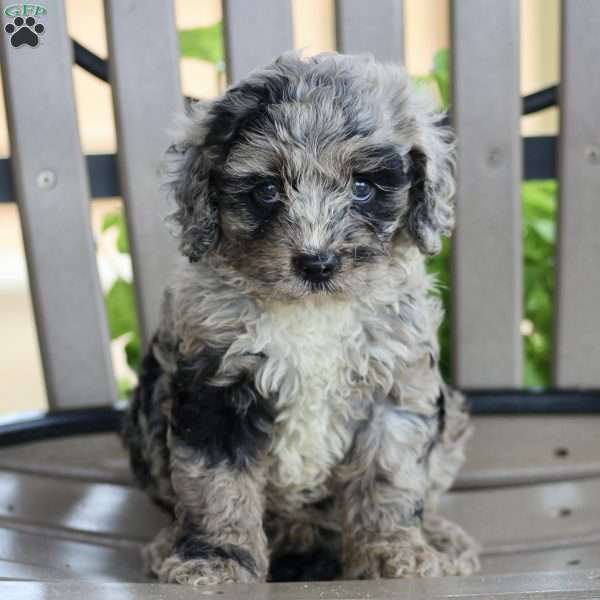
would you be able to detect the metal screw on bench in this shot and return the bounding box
[584,145,600,165]
[36,169,57,190]
[487,147,503,167]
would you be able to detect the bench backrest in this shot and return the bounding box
[1,0,599,409]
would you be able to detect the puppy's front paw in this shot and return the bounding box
[158,554,264,586]
[344,540,455,580]
[422,515,481,576]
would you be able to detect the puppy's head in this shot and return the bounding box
[169,52,454,298]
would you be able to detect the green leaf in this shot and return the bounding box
[521,179,557,387]
[101,212,121,232]
[431,49,450,109]
[179,22,224,67]
[104,277,141,374]
[427,236,452,382]
[524,356,546,388]
[125,336,141,373]
[101,210,129,254]
[413,74,434,89]
[530,219,555,244]
[117,377,136,398]
[522,181,557,216]
[105,279,138,340]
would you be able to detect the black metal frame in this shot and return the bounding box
[1,390,599,448]
[0,42,595,449]
[0,405,123,447]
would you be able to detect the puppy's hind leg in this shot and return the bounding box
[335,404,455,580]
[424,386,480,575]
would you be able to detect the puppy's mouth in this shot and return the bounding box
[304,279,338,295]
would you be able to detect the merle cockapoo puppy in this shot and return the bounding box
[123,52,479,586]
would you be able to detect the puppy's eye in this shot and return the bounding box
[252,181,280,205]
[351,178,375,204]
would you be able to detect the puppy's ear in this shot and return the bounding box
[166,81,276,262]
[167,102,219,262]
[405,123,455,256]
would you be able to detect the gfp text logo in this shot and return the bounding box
[4,4,46,17]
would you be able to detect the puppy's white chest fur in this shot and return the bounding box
[253,298,358,491]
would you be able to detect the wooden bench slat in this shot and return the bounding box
[0,0,116,409]
[0,526,145,582]
[0,434,131,485]
[554,0,600,387]
[451,0,523,388]
[457,416,600,489]
[442,478,600,554]
[482,541,600,576]
[223,0,294,83]
[0,471,169,544]
[335,0,403,61]
[1,570,600,599]
[104,0,183,344]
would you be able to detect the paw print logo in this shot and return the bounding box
[4,16,45,48]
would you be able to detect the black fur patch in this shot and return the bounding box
[310,495,335,512]
[429,352,436,369]
[406,146,439,253]
[270,548,341,582]
[215,173,285,240]
[174,530,258,576]
[351,146,410,231]
[170,349,273,469]
[123,393,153,490]
[353,145,410,190]
[418,390,446,466]
[122,338,166,491]
[204,77,291,161]
[344,244,385,265]
[436,389,446,437]
[413,500,425,522]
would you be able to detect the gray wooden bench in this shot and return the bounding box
[1,0,600,598]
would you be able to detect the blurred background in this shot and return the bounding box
[0,0,559,413]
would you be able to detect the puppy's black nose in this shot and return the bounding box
[294,253,340,283]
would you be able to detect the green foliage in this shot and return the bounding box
[101,210,129,254]
[431,49,450,107]
[421,50,556,387]
[179,22,224,68]
[102,211,140,395]
[105,276,140,372]
[427,238,452,379]
[522,180,556,387]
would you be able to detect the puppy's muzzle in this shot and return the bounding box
[293,252,340,283]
